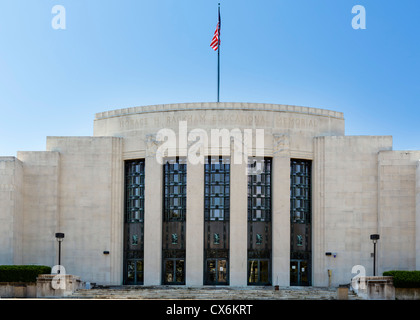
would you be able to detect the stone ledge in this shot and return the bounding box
[36,274,84,298]
[0,275,85,298]
[95,102,344,121]
[395,288,420,300]
[352,276,395,300]
[0,282,37,298]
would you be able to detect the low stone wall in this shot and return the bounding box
[0,282,37,298]
[0,275,84,298]
[352,276,395,300]
[353,276,420,300]
[36,274,84,298]
[395,288,420,300]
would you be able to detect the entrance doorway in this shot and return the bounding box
[125,259,144,285]
[248,259,270,285]
[290,260,310,286]
[205,259,228,285]
[163,259,185,285]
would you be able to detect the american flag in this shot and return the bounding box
[210,14,220,51]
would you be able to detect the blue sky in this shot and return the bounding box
[0,0,419,156]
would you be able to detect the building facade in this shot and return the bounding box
[1,102,419,287]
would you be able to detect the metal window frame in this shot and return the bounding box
[125,160,145,223]
[247,157,272,222]
[290,159,311,224]
[247,157,272,286]
[124,159,146,285]
[163,157,187,222]
[290,159,312,286]
[204,156,230,221]
[203,156,230,285]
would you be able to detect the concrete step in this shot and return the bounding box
[68,286,358,300]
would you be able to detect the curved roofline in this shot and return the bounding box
[95,102,344,121]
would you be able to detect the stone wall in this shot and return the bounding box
[353,276,395,300]
[0,157,23,265]
[36,274,84,298]
[93,102,345,161]
[378,151,420,273]
[0,282,37,298]
[0,275,84,298]
[313,136,393,286]
[16,152,60,267]
[395,287,420,300]
[46,137,124,285]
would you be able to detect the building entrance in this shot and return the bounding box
[125,259,144,285]
[290,260,310,286]
[248,259,270,285]
[163,259,185,285]
[205,259,228,285]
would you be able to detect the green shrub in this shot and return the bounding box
[0,265,51,283]
[383,270,420,288]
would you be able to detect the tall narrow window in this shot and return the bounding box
[204,156,230,285]
[290,159,312,286]
[247,157,272,285]
[124,159,145,285]
[162,158,187,285]
[163,158,187,222]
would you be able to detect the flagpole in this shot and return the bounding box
[217,3,220,103]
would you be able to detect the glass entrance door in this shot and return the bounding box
[205,259,228,285]
[248,259,270,285]
[126,259,143,285]
[164,259,185,285]
[290,260,309,286]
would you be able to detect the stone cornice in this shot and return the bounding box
[95,102,344,121]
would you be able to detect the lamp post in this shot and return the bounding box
[55,233,65,274]
[370,234,380,276]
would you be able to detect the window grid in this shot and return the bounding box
[125,160,145,222]
[163,158,187,222]
[204,156,230,221]
[247,158,272,221]
[290,159,311,223]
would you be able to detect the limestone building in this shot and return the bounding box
[1,102,419,287]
